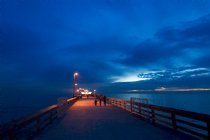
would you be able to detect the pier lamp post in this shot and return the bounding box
[73,72,79,96]
[74,72,78,82]
[74,83,78,92]
[94,89,96,97]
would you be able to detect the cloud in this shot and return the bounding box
[98,72,210,93]
[138,67,210,81]
[114,39,180,67]
[1,0,210,94]
[114,14,210,68]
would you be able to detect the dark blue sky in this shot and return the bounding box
[1,0,210,95]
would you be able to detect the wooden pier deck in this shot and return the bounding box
[35,98,197,140]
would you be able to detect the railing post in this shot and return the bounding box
[36,117,41,133]
[171,113,177,130]
[118,100,120,107]
[150,106,155,124]
[9,123,16,140]
[55,109,58,120]
[50,111,53,124]
[207,121,210,139]
[138,103,141,115]
[130,98,133,113]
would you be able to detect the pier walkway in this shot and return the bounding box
[35,98,196,140]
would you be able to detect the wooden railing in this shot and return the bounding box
[0,97,78,140]
[107,97,210,140]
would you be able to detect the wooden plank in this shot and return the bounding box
[141,109,152,114]
[133,112,151,119]
[177,125,208,139]
[176,119,208,131]
[154,118,172,127]
[154,113,171,120]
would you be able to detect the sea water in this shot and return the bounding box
[1,91,210,124]
[0,92,69,124]
[104,91,210,115]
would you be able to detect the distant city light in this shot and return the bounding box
[76,88,93,94]
[81,89,92,95]
[127,89,152,92]
[81,92,92,95]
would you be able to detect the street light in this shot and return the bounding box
[73,72,79,96]
[74,72,78,77]
[74,72,78,82]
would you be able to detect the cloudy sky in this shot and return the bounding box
[1,0,210,95]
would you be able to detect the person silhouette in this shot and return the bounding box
[103,96,107,106]
[99,96,102,106]
[94,99,97,106]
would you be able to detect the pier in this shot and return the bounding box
[0,96,210,140]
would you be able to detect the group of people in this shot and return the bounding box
[94,96,106,106]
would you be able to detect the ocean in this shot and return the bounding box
[104,91,210,115]
[0,92,69,124]
[1,91,210,124]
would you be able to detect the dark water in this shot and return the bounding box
[104,91,210,115]
[0,92,70,124]
[1,91,210,124]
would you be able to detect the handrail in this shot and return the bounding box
[107,97,210,140]
[0,97,78,140]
